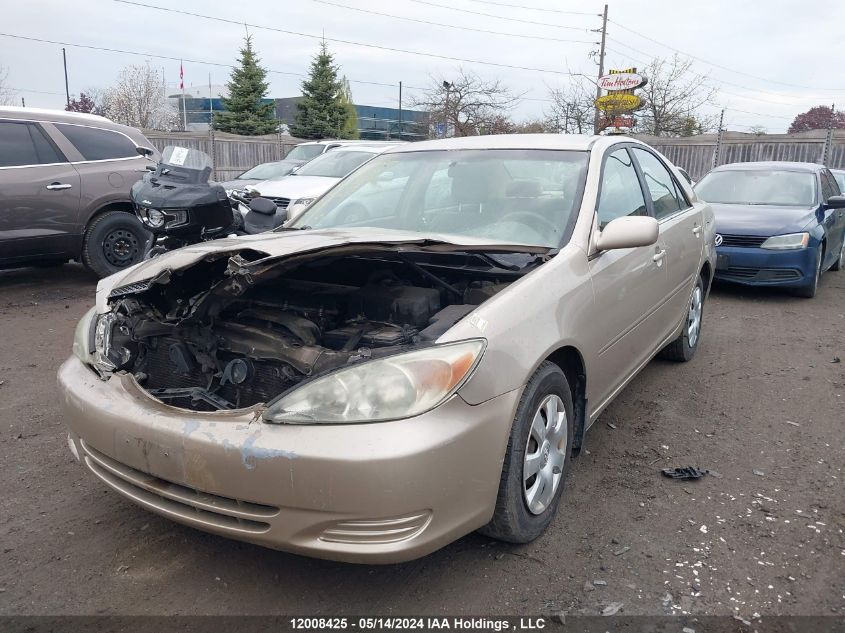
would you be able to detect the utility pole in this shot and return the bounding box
[443,80,452,138]
[21,97,25,108]
[823,103,835,166]
[712,108,725,169]
[593,4,608,134]
[398,81,403,141]
[62,48,70,107]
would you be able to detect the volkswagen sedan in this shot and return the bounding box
[695,161,845,297]
[59,134,714,563]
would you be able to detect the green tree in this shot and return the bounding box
[214,36,277,135]
[290,43,349,139]
[339,77,359,139]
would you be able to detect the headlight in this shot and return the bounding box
[72,307,97,365]
[264,339,486,424]
[91,312,132,374]
[760,232,809,250]
[147,208,165,228]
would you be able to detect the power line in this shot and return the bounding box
[0,31,423,93]
[404,0,592,31]
[465,0,596,15]
[309,0,595,44]
[114,0,588,76]
[9,86,66,96]
[606,18,845,93]
[605,38,830,104]
[603,45,823,108]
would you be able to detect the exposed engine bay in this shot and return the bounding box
[100,247,541,411]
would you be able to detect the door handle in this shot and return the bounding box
[692,225,702,237]
[653,249,666,263]
[46,182,72,191]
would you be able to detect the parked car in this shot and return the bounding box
[59,134,714,563]
[695,161,845,297]
[251,143,400,221]
[0,106,157,277]
[831,168,845,193]
[284,139,404,163]
[218,159,306,191]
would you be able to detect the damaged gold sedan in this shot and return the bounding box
[59,135,714,563]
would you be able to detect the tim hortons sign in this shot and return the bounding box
[598,72,647,91]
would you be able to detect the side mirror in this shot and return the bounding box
[825,195,845,209]
[595,216,659,251]
[136,146,155,157]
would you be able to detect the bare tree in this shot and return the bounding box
[545,75,596,134]
[102,63,176,130]
[412,68,521,137]
[0,66,17,106]
[635,54,718,137]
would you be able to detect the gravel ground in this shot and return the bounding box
[0,263,842,618]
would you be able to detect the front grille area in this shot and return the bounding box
[266,197,291,209]
[320,511,433,545]
[81,440,278,534]
[718,234,768,248]
[720,266,801,282]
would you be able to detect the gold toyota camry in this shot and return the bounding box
[59,134,715,563]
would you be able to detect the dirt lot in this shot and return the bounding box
[0,263,842,618]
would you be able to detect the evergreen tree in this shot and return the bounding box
[290,43,349,139]
[215,36,277,135]
[339,77,359,139]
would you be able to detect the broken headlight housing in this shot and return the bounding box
[73,311,131,374]
[264,339,486,424]
[72,306,97,366]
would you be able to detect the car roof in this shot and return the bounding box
[296,139,404,147]
[711,161,823,173]
[830,168,845,174]
[381,133,618,155]
[0,106,145,137]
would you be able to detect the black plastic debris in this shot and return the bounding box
[661,466,710,480]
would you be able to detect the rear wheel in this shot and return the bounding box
[660,274,705,362]
[479,362,574,543]
[82,211,149,278]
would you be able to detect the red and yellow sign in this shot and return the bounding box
[595,93,642,112]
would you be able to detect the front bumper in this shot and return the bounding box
[58,356,520,563]
[714,245,817,288]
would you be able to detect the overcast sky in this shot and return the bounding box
[3,0,845,133]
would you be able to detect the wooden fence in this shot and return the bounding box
[142,130,303,182]
[637,130,845,180]
[144,129,845,183]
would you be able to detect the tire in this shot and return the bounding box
[830,235,845,271]
[794,247,822,298]
[660,274,705,362]
[81,211,150,278]
[479,361,574,543]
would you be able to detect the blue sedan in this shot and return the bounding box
[694,162,845,297]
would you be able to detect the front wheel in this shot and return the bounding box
[479,362,574,543]
[794,247,822,298]
[82,211,150,278]
[830,235,844,271]
[660,274,705,362]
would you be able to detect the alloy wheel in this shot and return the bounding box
[523,394,568,515]
[687,285,703,348]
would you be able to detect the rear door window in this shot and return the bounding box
[54,123,137,161]
[0,121,65,167]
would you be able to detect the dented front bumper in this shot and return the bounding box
[58,356,519,563]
